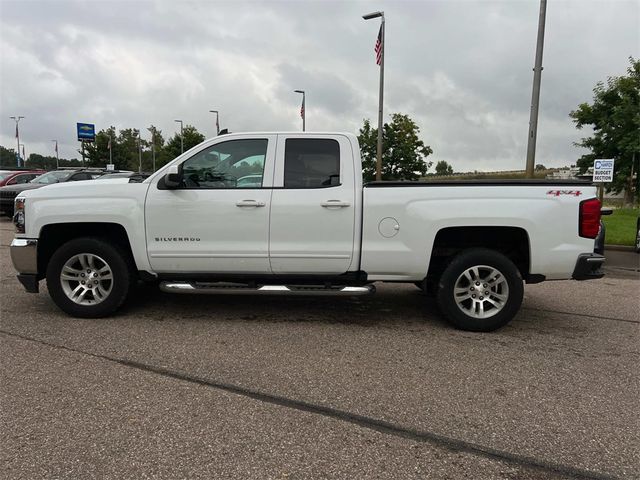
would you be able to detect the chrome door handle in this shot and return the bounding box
[236,200,266,207]
[321,200,351,208]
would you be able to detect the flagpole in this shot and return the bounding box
[148,127,155,172]
[52,140,59,169]
[294,90,305,131]
[363,11,385,181]
[377,17,385,181]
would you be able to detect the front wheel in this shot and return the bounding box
[46,237,133,318]
[436,249,524,332]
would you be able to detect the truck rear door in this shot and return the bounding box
[269,134,357,274]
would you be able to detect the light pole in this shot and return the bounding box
[135,129,142,173]
[107,132,113,167]
[174,119,184,153]
[209,110,220,136]
[52,140,59,169]
[9,115,24,167]
[363,11,385,181]
[147,126,156,172]
[294,90,305,131]
[525,0,547,178]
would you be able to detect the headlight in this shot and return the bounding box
[13,197,25,234]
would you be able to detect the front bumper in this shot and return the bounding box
[572,253,605,280]
[10,238,39,293]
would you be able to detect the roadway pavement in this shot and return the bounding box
[1,217,638,480]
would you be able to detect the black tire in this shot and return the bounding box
[46,237,133,318]
[436,248,524,332]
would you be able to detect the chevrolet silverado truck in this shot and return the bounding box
[10,132,605,331]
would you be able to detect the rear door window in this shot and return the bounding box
[284,139,340,189]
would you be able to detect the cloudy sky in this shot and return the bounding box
[1,0,638,171]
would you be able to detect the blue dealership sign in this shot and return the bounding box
[77,122,96,142]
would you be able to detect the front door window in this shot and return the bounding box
[181,139,268,189]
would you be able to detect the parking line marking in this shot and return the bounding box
[523,307,639,324]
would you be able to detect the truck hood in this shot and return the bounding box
[18,178,135,199]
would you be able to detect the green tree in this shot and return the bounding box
[165,125,205,162]
[358,113,433,181]
[0,145,18,168]
[535,164,547,171]
[570,57,640,206]
[435,160,454,176]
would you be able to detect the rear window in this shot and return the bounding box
[284,139,340,189]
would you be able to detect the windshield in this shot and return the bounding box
[32,171,74,184]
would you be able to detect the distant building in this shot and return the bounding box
[546,166,581,180]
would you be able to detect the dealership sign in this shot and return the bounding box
[592,159,614,183]
[77,122,96,142]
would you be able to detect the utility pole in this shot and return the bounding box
[9,116,24,167]
[363,11,385,181]
[294,90,305,131]
[52,140,59,169]
[209,110,220,136]
[525,0,547,178]
[174,119,184,153]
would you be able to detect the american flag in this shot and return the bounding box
[107,136,111,150]
[374,25,383,65]
[54,142,58,154]
[300,101,305,119]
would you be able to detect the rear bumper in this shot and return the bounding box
[10,238,39,293]
[572,253,605,280]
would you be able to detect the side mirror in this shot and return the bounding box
[164,164,182,189]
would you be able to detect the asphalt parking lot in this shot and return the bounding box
[1,217,638,480]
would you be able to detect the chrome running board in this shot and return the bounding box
[159,282,375,296]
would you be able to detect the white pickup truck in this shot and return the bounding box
[10,132,605,331]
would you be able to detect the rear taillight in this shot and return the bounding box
[579,198,601,239]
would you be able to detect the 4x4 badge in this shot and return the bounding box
[547,190,582,197]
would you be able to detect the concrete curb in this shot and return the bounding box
[605,244,636,252]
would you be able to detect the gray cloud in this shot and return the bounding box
[1,0,638,171]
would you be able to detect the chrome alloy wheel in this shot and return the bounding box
[453,265,509,319]
[60,253,113,305]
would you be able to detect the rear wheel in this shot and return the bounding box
[436,248,523,332]
[46,237,133,318]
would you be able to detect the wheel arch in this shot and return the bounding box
[37,222,136,279]
[426,226,531,287]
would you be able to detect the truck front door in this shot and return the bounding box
[145,135,276,273]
